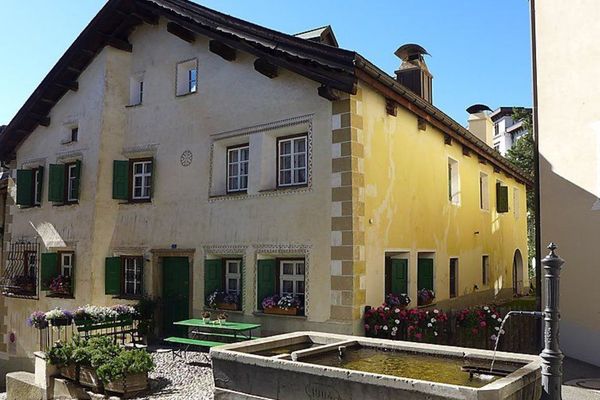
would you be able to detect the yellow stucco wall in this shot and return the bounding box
[358,82,529,310]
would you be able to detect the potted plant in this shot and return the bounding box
[49,275,71,296]
[385,293,411,309]
[97,348,154,396]
[75,336,120,391]
[217,292,240,311]
[45,308,74,327]
[13,275,36,294]
[262,294,301,316]
[47,342,77,381]
[27,311,48,329]
[417,289,435,306]
[135,296,157,344]
[217,312,228,324]
[202,311,211,323]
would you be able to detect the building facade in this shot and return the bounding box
[534,0,600,366]
[490,107,530,156]
[0,0,529,369]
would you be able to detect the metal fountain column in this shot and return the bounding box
[540,243,565,400]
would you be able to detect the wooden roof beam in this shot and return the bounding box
[40,97,57,105]
[209,40,236,61]
[318,85,340,101]
[66,66,82,74]
[54,81,79,91]
[385,98,397,116]
[167,22,195,43]
[132,9,159,25]
[254,58,278,79]
[101,34,133,52]
[29,113,50,127]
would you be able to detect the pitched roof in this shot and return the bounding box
[0,0,532,186]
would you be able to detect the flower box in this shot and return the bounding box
[104,372,148,395]
[49,317,72,327]
[264,307,298,316]
[60,364,78,381]
[79,365,103,391]
[216,303,239,311]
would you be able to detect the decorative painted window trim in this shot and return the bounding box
[210,113,314,140]
[20,158,47,169]
[122,143,159,158]
[203,245,248,310]
[56,149,86,163]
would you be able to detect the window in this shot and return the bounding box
[449,258,458,298]
[385,256,408,296]
[496,181,509,213]
[123,256,143,296]
[278,135,307,187]
[225,259,241,295]
[479,172,489,210]
[494,144,500,153]
[24,251,38,278]
[16,166,44,207]
[66,163,78,203]
[513,188,520,219]
[494,123,500,136]
[482,255,490,286]
[227,145,249,193]
[60,252,74,277]
[280,259,305,298]
[448,158,460,205]
[176,59,198,96]
[131,159,153,201]
[70,127,79,142]
[129,75,144,105]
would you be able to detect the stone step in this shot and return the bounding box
[49,377,91,400]
[6,371,44,400]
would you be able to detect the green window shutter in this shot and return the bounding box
[16,169,34,206]
[40,253,59,290]
[36,166,44,205]
[257,259,276,309]
[112,160,129,200]
[72,160,81,200]
[204,259,223,304]
[390,259,408,295]
[417,258,434,291]
[48,164,65,203]
[105,257,122,295]
[496,183,509,213]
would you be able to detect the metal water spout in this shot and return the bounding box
[338,345,347,359]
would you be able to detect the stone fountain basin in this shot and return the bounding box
[210,331,541,400]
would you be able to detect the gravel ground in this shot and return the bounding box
[138,348,214,400]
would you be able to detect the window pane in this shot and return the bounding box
[134,188,142,198]
[296,280,305,294]
[228,178,238,190]
[282,280,293,293]
[228,262,238,274]
[294,138,306,153]
[144,163,152,174]
[228,279,238,291]
[135,163,143,173]
[280,141,291,155]
[230,150,238,163]
[280,171,291,185]
[280,154,291,169]
[240,176,248,189]
[295,154,306,168]
[297,168,306,183]
[240,162,248,175]
[229,164,238,177]
[296,263,305,275]
[240,148,249,161]
[282,263,293,275]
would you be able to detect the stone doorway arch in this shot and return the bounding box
[512,249,524,295]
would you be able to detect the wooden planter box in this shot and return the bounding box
[264,307,298,316]
[78,365,103,391]
[104,372,148,396]
[60,364,77,381]
[216,303,239,311]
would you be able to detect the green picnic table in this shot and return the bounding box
[164,319,261,360]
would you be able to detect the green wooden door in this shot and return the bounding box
[162,257,190,337]
[417,258,434,291]
[390,259,408,295]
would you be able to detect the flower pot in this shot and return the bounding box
[202,318,211,323]
[217,319,226,325]
[60,364,77,381]
[216,303,239,311]
[50,317,72,327]
[78,365,103,391]
[264,307,298,316]
[104,372,148,395]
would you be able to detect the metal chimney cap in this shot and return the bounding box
[466,104,493,114]
[394,44,430,61]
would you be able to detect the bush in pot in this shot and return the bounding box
[97,349,154,395]
[47,342,77,381]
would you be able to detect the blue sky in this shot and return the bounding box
[0,1,532,126]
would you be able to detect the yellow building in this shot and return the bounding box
[0,0,529,375]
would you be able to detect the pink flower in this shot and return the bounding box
[415,333,423,340]
[480,321,487,328]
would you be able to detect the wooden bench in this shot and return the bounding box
[164,336,226,360]
[189,331,247,342]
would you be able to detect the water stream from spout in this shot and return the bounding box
[489,313,512,373]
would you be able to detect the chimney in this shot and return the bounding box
[394,44,433,103]
[466,104,494,146]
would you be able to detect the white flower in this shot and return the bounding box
[427,323,433,328]
[384,307,390,311]
[394,319,400,324]
[484,306,489,311]
[495,327,500,331]
[394,308,400,313]
[383,325,389,331]
[491,335,498,341]
[391,331,396,336]
[434,331,438,336]
[430,318,436,323]
[45,308,65,320]
[498,317,503,322]
[392,326,397,331]
[433,309,439,314]
[500,329,505,334]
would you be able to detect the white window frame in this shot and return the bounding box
[123,256,143,296]
[176,59,198,96]
[131,160,152,200]
[279,259,305,297]
[33,168,41,206]
[448,158,460,205]
[61,252,74,277]
[129,74,144,105]
[227,145,249,193]
[225,259,241,295]
[66,164,78,202]
[278,135,308,187]
[479,172,489,210]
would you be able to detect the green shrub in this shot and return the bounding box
[96,349,154,383]
[46,342,74,366]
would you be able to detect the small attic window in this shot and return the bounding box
[71,127,79,142]
[176,59,198,96]
[129,74,144,106]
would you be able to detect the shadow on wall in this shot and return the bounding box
[538,154,600,366]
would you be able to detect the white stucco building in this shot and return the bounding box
[490,107,530,156]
